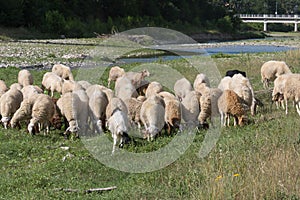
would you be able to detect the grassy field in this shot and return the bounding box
[1,35,300,199]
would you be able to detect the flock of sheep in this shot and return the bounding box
[0,60,295,153]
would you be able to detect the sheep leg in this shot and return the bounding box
[233,116,238,126]
[285,98,289,115]
[220,112,224,126]
[112,134,118,154]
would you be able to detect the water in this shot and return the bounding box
[118,44,296,64]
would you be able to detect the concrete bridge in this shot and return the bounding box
[238,14,300,32]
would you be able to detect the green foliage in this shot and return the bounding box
[44,10,66,34]
[217,16,234,33]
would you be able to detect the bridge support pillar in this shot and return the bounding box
[263,22,267,31]
[295,23,298,32]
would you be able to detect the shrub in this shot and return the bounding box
[44,10,66,34]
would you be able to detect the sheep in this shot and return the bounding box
[107,66,125,88]
[0,88,23,129]
[86,86,108,134]
[41,72,63,97]
[106,97,128,120]
[174,78,193,101]
[218,74,256,116]
[260,60,291,88]
[86,84,114,103]
[77,80,92,90]
[61,80,83,94]
[114,76,138,102]
[0,80,8,97]
[193,73,210,94]
[107,108,130,154]
[160,93,181,134]
[145,81,163,98]
[217,90,248,127]
[57,90,89,137]
[10,83,22,90]
[124,69,150,89]
[52,63,74,81]
[181,91,201,126]
[18,69,33,86]
[225,69,246,77]
[27,94,55,135]
[198,88,223,127]
[124,96,146,129]
[140,95,165,141]
[21,85,43,99]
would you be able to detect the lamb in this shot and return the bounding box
[57,90,89,137]
[107,66,125,88]
[181,90,201,126]
[27,94,55,135]
[52,64,74,81]
[0,88,23,129]
[218,90,248,127]
[21,85,43,99]
[140,95,165,141]
[107,108,130,154]
[18,69,33,86]
[193,73,210,94]
[174,78,193,101]
[0,80,8,97]
[260,60,291,88]
[145,81,163,98]
[86,86,108,134]
[41,72,63,97]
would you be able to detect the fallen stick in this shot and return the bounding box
[53,186,117,193]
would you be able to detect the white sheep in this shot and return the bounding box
[77,80,92,90]
[174,78,193,101]
[145,81,163,98]
[10,98,34,129]
[42,72,63,97]
[52,63,74,81]
[10,83,22,90]
[61,80,83,95]
[0,88,23,129]
[193,73,210,94]
[106,97,128,120]
[18,69,33,86]
[218,90,248,126]
[107,66,125,88]
[140,95,165,141]
[27,94,55,135]
[57,90,89,137]
[21,85,43,99]
[107,108,130,154]
[86,84,114,103]
[261,60,291,88]
[114,76,138,102]
[181,90,201,126]
[86,86,108,134]
[124,69,150,89]
[0,80,8,97]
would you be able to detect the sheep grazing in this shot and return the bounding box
[140,95,165,141]
[0,80,8,97]
[10,83,22,90]
[18,69,33,87]
[107,66,125,88]
[145,81,163,98]
[260,60,291,88]
[193,73,210,94]
[124,97,145,129]
[0,88,23,129]
[114,76,138,102]
[86,84,114,103]
[106,97,128,120]
[27,94,55,135]
[225,69,246,78]
[41,72,63,97]
[21,85,43,99]
[77,80,92,90]
[86,86,108,134]
[174,78,193,101]
[218,90,248,127]
[160,93,181,134]
[107,108,130,154]
[57,90,89,137]
[181,91,201,126]
[52,63,74,81]
[61,80,83,94]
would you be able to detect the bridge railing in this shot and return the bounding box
[238,14,299,19]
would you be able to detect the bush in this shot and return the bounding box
[216,16,234,33]
[65,18,86,38]
[44,10,66,34]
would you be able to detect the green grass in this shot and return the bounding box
[1,37,300,199]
